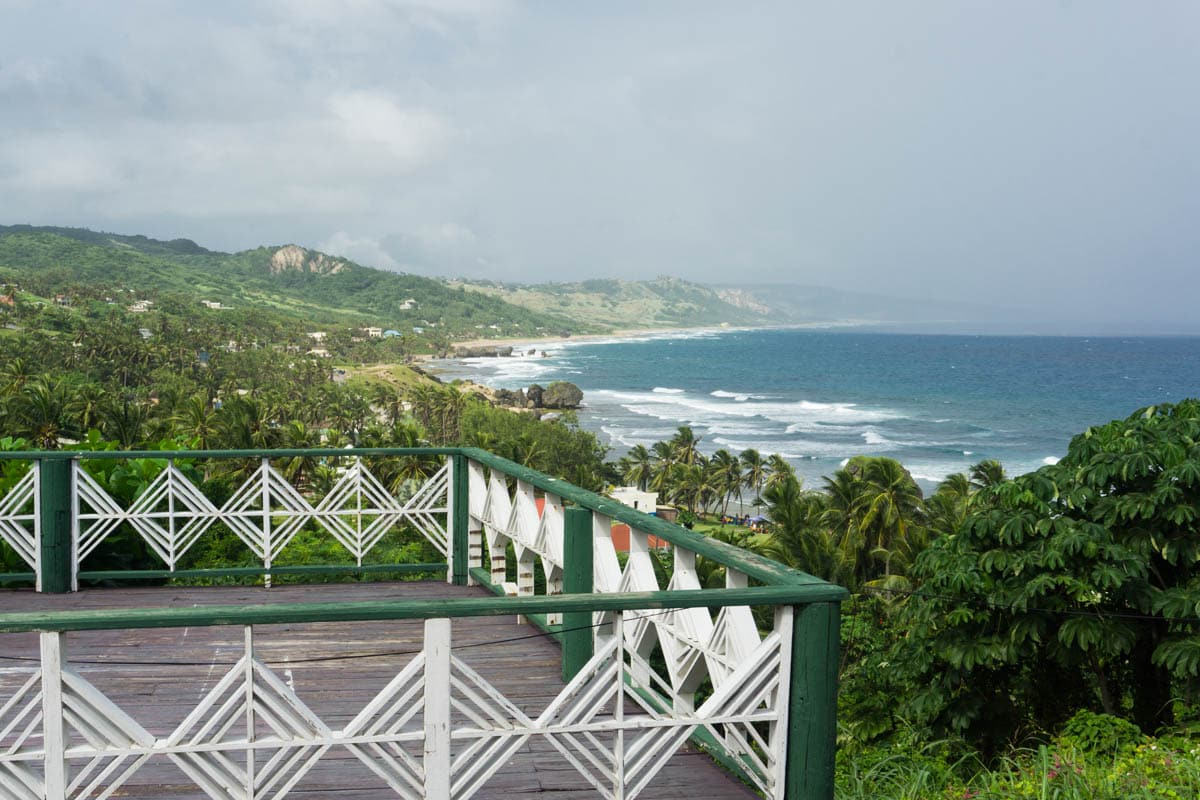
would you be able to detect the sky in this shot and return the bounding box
[1,1,1198,332]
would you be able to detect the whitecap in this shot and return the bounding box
[652,387,685,394]
[1042,456,1060,466]
[861,428,893,446]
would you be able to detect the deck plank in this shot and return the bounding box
[0,581,759,799]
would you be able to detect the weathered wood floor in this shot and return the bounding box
[0,581,758,799]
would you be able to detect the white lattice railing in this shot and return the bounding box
[0,448,845,798]
[463,453,818,797]
[0,450,453,591]
[0,605,797,800]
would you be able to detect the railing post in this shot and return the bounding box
[450,454,470,586]
[38,458,73,593]
[40,631,68,798]
[424,618,452,798]
[561,507,594,682]
[784,601,840,800]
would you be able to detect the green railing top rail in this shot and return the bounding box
[0,445,847,596]
[0,585,845,634]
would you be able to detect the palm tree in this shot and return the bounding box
[649,440,677,493]
[926,472,971,538]
[762,476,852,586]
[765,453,797,490]
[371,384,407,427]
[99,393,152,448]
[11,377,76,449]
[618,444,654,491]
[969,459,1006,492]
[821,456,927,590]
[171,396,217,450]
[278,420,321,490]
[669,426,702,466]
[707,449,742,516]
[740,448,766,510]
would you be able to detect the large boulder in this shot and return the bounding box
[492,388,525,407]
[541,381,583,409]
[525,384,544,407]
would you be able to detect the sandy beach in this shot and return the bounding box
[446,320,876,354]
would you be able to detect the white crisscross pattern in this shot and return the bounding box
[1,612,791,800]
[0,468,37,573]
[70,457,449,575]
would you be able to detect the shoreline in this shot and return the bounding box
[446,319,879,354]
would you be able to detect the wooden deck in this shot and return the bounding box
[0,581,758,799]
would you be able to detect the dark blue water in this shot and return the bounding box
[439,329,1200,489]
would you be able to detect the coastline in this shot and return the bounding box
[446,319,880,353]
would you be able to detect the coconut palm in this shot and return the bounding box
[11,377,76,449]
[669,426,702,466]
[618,444,654,491]
[649,440,677,493]
[740,448,766,510]
[765,453,797,490]
[707,449,742,516]
[969,459,1006,492]
[171,396,217,449]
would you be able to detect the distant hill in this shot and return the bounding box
[0,226,579,340]
[0,225,1006,343]
[706,282,1013,328]
[452,276,774,330]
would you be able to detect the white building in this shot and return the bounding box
[609,487,659,514]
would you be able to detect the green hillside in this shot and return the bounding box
[0,227,581,341]
[453,275,773,330]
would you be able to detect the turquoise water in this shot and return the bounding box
[439,329,1200,489]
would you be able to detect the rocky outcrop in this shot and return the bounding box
[270,245,347,275]
[542,381,583,409]
[485,381,583,411]
[454,345,514,358]
[492,388,526,406]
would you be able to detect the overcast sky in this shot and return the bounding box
[1,1,1197,331]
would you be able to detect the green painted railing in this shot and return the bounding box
[0,446,845,799]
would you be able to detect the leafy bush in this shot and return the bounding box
[1059,710,1146,757]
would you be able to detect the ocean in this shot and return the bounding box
[432,329,1200,491]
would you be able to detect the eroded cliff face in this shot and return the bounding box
[270,245,347,275]
[715,288,770,315]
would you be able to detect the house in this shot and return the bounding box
[201,300,227,310]
[610,487,659,514]
[307,331,327,342]
[411,327,424,334]
[307,347,331,358]
[399,298,417,311]
[138,328,153,340]
[363,327,383,338]
[383,329,402,338]
[128,300,153,313]
[527,494,670,553]
[54,294,71,307]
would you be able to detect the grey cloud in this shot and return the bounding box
[0,1,1197,332]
